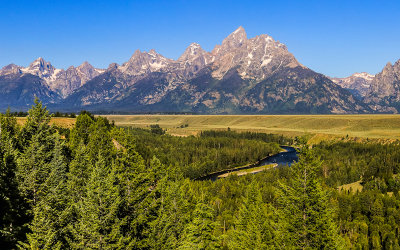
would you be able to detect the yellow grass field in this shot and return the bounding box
[16,117,76,129]
[338,180,363,193]
[14,114,400,141]
[101,114,400,140]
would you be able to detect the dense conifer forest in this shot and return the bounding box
[1,99,400,249]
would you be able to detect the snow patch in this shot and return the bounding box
[150,61,165,71]
[261,58,272,67]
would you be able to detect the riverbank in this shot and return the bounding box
[197,146,298,181]
[216,163,277,178]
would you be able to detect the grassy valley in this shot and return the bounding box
[102,114,400,140]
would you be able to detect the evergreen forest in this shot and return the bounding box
[1,100,400,249]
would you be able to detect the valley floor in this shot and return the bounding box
[101,114,400,141]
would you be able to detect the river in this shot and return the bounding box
[197,146,299,181]
[258,146,298,167]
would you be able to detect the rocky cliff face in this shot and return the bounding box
[330,72,374,99]
[364,60,400,112]
[210,26,303,81]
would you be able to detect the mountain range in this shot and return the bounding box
[1,27,399,114]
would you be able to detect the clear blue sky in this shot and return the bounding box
[1,0,399,77]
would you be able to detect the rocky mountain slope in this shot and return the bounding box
[364,60,400,112]
[0,57,105,110]
[330,72,374,99]
[0,27,374,113]
[0,72,59,110]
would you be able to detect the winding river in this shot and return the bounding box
[197,146,299,181]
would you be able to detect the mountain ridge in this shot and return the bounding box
[0,26,396,114]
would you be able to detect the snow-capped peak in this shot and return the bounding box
[352,72,374,80]
[178,43,208,62]
[148,49,158,57]
[119,49,172,75]
[21,57,56,79]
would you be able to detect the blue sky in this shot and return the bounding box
[0,0,399,77]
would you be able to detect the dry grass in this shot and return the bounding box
[101,114,400,140]
[16,117,76,128]
[217,164,277,178]
[338,181,363,193]
[15,114,400,141]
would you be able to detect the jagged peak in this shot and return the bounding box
[385,62,393,68]
[210,26,248,56]
[0,63,22,75]
[129,49,143,59]
[108,63,119,70]
[80,61,91,66]
[222,26,247,47]
[232,26,246,36]
[28,57,54,68]
[178,42,206,61]
[128,49,164,61]
[77,61,94,70]
[30,57,47,65]
[148,49,158,56]
[133,49,142,55]
[2,63,20,70]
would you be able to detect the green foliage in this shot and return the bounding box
[229,181,276,249]
[19,98,52,148]
[23,138,69,249]
[277,143,344,249]
[149,178,195,249]
[69,112,95,147]
[128,127,281,178]
[179,202,220,249]
[0,110,29,247]
[68,153,123,249]
[150,124,165,135]
[4,100,400,249]
[314,141,400,190]
[200,130,293,145]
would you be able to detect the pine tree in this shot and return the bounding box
[22,137,69,249]
[229,180,276,249]
[0,112,29,247]
[18,98,52,151]
[149,174,194,249]
[16,130,55,207]
[16,98,56,207]
[0,108,19,145]
[66,141,92,204]
[86,116,114,165]
[69,113,95,149]
[69,152,123,249]
[179,201,220,249]
[277,142,344,249]
[113,151,164,248]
